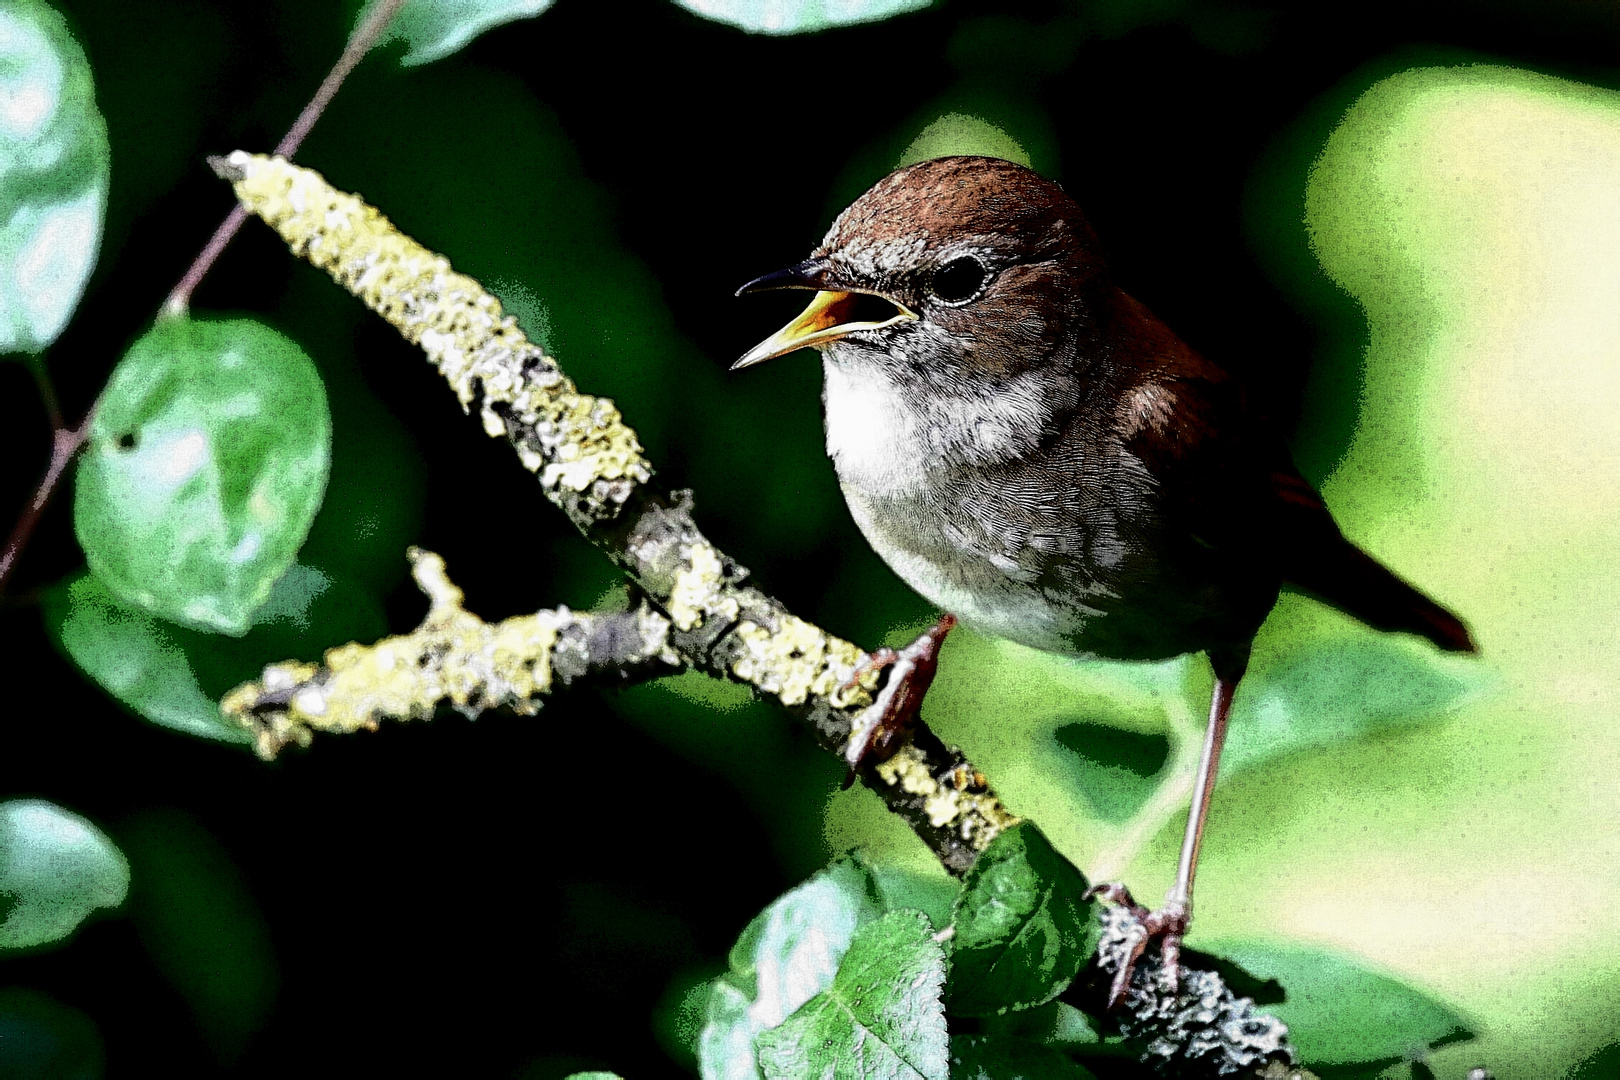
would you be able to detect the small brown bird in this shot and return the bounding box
[734,156,1474,1004]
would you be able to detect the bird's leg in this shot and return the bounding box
[1089,670,1241,1008]
[840,614,956,786]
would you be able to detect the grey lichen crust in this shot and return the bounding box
[1096,906,1303,1078]
[213,153,1020,870]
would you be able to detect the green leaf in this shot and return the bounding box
[971,1000,1101,1051]
[0,0,109,354]
[699,858,883,1079]
[946,824,1098,1017]
[0,987,104,1079]
[948,1034,1097,1079]
[121,810,278,1062]
[672,0,931,36]
[1223,627,1484,782]
[74,316,332,635]
[896,114,1030,169]
[699,975,759,1080]
[357,0,556,66]
[853,849,958,929]
[43,571,247,742]
[1207,940,1473,1067]
[45,563,386,742]
[1570,1041,1620,1079]
[755,909,948,1080]
[0,800,128,952]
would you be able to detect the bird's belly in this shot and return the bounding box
[839,486,1102,657]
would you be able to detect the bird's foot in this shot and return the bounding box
[1086,882,1190,1010]
[840,614,956,787]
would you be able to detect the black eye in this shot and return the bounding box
[929,257,987,304]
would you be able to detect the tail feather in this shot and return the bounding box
[1285,539,1476,654]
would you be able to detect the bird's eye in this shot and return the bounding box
[928,257,988,304]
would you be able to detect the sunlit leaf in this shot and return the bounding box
[1209,940,1472,1067]
[74,316,331,635]
[699,858,882,1079]
[0,987,103,1079]
[946,824,1097,1016]
[1223,624,1483,782]
[0,800,128,951]
[673,0,931,36]
[121,810,278,1061]
[0,0,108,354]
[755,909,947,1080]
[357,0,556,66]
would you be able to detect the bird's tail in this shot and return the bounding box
[1285,538,1476,654]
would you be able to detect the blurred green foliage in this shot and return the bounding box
[0,0,1614,1076]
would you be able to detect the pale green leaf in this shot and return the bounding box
[0,800,128,951]
[357,0,556,66]
[673,0,930,36]
[0,0,108,353]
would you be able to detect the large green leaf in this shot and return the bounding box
[1222,615,1485,783]
[1209,940,1472,1068]
[672,0,931,35]
[0,987,103,1079]
[0,800,127,952]
[946,824,1097,1017]
[755,909,948,1080]
[74,316,331,635]
[356,0,556,66]
[699,858,883,1080]
[0,0,108,354]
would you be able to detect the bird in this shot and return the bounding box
[731,155,1477,1005]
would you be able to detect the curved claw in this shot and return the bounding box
[840,614,956,787]
[1089,882,1190,1009]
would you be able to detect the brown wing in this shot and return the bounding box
[1115,340,1474,655]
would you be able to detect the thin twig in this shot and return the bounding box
[161,0,408,317]
[0,421,89,593]
[27,354,63,432]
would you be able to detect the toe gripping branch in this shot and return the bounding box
[1087,882,1190,1011]
[840,614,957,787]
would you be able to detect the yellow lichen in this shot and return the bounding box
[220,549,560,759]
[730,614,869,708]
[875,744,1020,851]
[222,152,651,515]
[666,543,738,632]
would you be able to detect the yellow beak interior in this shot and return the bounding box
[733,290,915,370]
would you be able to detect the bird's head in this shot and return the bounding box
[735,156,1109,384]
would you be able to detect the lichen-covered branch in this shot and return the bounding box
[222,548,681,759]
[1081,905,1307,1079]
[211,152,1017,874]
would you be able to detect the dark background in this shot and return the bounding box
[2,0,1618,1074]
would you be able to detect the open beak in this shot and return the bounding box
[733,259,916,370]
